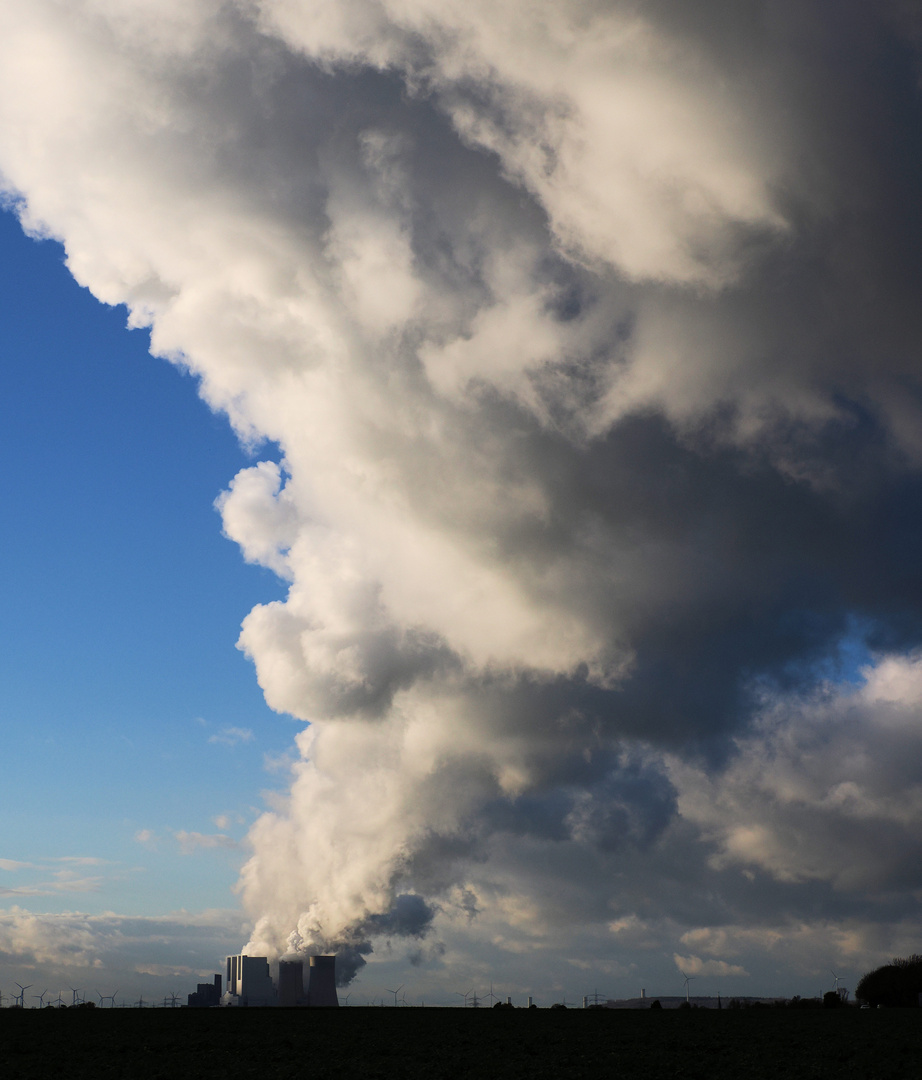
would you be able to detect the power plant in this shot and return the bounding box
[186,974,222,1008]
[277,959,303,1007]
[307,955,339,1007]
[220,954,339,1007]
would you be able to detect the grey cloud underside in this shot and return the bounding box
[3,0,922,983]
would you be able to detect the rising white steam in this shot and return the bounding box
[3,0,922,982]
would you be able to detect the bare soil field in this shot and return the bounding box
[2,1005,919,1079]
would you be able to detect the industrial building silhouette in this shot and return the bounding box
[217,954,339,1007]
[186,974,222,1008]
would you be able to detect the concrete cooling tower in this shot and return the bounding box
[307,955,339,1007]
[277,959,304,1007]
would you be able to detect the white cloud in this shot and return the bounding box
[257,0,790,287]
[208,726,255,747]
[174,831,242,855]
[0,906,244,996]
[674,953,749,979]
[215,462,298,579]
[667,654,922,892]
[0,859,35,872]
[0,856,111,898]
[0,0,921,995]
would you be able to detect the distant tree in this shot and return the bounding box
[857,954,922,1007]
[649,1000,662,1010]
[787,996,821,1010]
[823,991,844,1009]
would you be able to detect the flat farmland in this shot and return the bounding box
[2,1006,920,1079]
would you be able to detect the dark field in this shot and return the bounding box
[2,1006,921,1079]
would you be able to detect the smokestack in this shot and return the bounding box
[307,955,339,1007]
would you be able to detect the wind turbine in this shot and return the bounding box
[15,983,31,1008]
[455,988,473,1008]
[68,987,82,1007]
[33,989,48,1009]
[681,972,695,1003]
[830,970,841,992]
[385,984,404,1007]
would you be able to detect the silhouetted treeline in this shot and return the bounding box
[857,955,922,1008]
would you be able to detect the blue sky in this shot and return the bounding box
[0,205,291,916]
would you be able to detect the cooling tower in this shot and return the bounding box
[307,955,339,1007]
[277,959,305,1007]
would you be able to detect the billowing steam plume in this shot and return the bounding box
[3,0,922,983]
